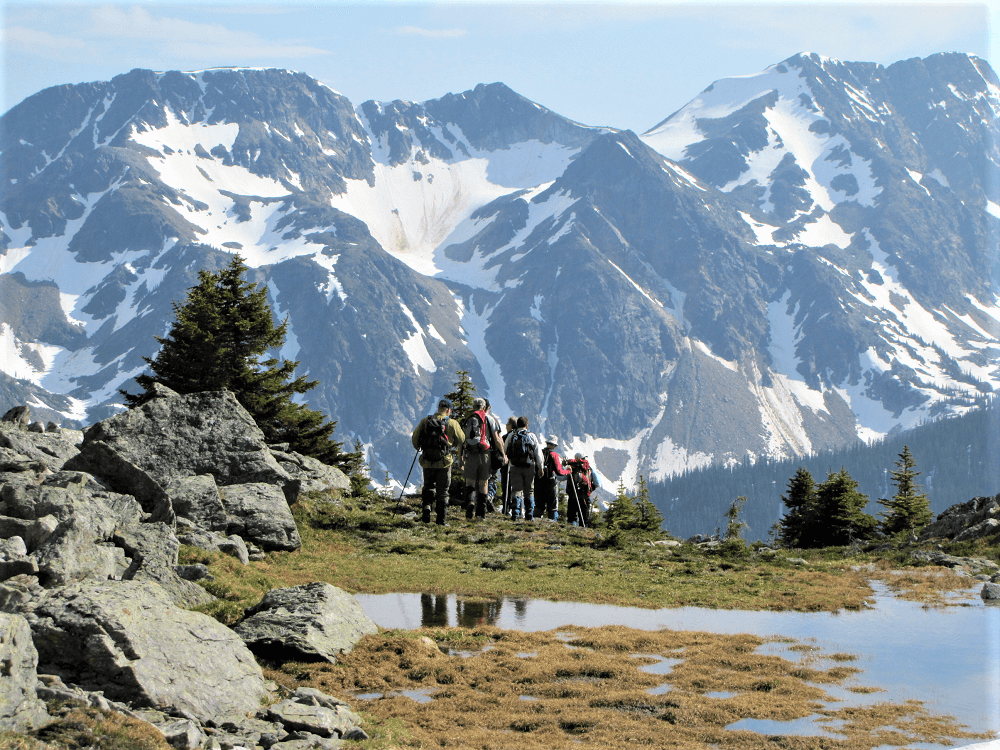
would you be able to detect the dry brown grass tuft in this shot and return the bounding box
[263,625,988,750]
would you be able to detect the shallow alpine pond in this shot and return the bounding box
[264,585,999,750]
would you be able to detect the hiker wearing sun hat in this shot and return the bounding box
[534,435,571,520]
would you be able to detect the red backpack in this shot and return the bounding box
[462,410,490,453]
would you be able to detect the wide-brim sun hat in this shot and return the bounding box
[546,435,559,446]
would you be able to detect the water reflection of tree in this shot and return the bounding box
[513,599,528,620]
[420,594,448,627]
[455,598,504,628]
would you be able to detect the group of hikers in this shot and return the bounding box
[411,396,600,526]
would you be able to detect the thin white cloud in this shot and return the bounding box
[395,26,467,39]
[6,6,330,65]
[4,25,88,55]
[86,6,330,58]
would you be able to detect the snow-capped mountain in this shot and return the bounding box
[1,54,997,488]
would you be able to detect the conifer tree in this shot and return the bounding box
[778,467,817,548]
[444,370,477,426]
[121,255,345,465]
[605,481,639,530]
[877,446,932,536]
[812,467,878,547]
[443,370,477,504]
[634,476,664,532]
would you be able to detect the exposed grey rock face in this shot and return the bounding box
[234,582,378,663]
[266,686,362,739]
[114,522,215,608]
[72,389,296,494]
[271,449,350,496]
[24,580,268,721]
[919,495,1000,542]
[165,474,230,532]
[0,612,50,732]
[220,483,301,551]
[0,426,82,472]
[176,526,250,565]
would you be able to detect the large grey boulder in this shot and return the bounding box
[65,388,298,503]
[1,472,143,586]
[0,612,51,732]
[920,495,1000,542]
[234,582,377,663]
[114,522,215,608]
[25,580,268,721]
[0,428,83,473]
[220,483,301,551]
[271,449,350,496]
[165,474,229,532]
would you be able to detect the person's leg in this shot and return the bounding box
[523,472,534,520]
[434,466,451,525]
[420,467,434,523]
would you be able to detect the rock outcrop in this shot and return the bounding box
[919,495,1000,543]
[0,397,371,747]
[235,582,378,663]
[20,580,268,721]
[0,612,50,732]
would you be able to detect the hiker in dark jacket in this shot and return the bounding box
[499,416,517,514]
[503,416,544,520]
[534,435,571,520]
[463,397,507,519]
[566,453,599,526]
[411,398,465,525]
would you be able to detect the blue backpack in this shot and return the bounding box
[508,429,536,467]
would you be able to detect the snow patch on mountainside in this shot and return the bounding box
[455,294,513,417]
[398,300,437,375]
[337,116,580,279]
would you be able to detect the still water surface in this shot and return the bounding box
[356,585,999,742]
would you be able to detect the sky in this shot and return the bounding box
[1,1,995,134]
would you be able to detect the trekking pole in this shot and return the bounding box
[397,449,419,504]
[568,478,586,529]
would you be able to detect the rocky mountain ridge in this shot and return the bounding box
[1,53,997,486]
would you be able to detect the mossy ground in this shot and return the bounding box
[181,492,988,626]
[171,491,997,749]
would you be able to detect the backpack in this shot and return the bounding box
[569,458,592,494]
[508,429,536,468]
[418,415,451,462]
[463,410,490,453]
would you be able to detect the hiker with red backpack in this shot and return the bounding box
[411,398,465,525]
[535,435,571,520]
[503,416,545,520]
[463,398,507,520]
[565,453,600,526]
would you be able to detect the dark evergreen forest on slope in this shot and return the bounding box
[650,401,1000,542]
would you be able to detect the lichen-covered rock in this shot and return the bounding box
[271,449,350,496]
[177,527,250,565]
[0,612,51,732]
[920,495,1000,542]
[220,483,301,551]
[66,389,297,501]
[25,580,268,722]
[114,523,215,608]
[165,475,229,532]
[0,427,82,472]
[266,686,362,739]
[234,582,377,663]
